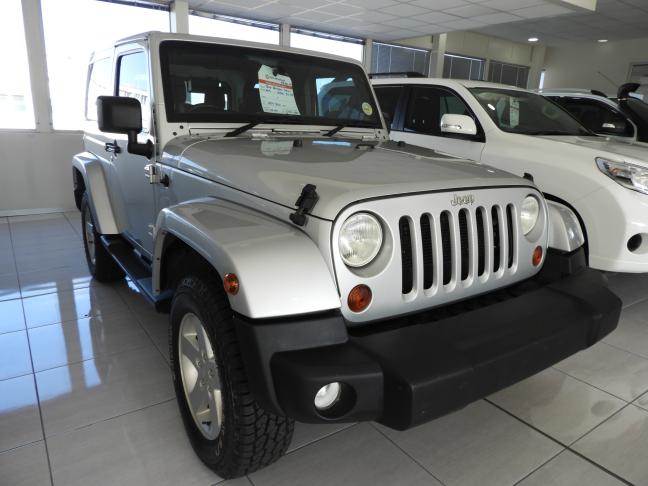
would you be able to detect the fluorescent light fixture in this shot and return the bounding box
[598,39,608,43]
[528,37,539,42]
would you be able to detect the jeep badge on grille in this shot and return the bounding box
[450,194,475,206]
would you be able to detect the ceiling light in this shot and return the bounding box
[528,37,539,42]
[598,39,608,43]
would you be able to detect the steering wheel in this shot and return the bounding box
[187,103,223,113]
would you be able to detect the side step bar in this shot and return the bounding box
[100,235,173,312]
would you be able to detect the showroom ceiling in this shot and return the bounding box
[182,0,591,40]
[476,0,648,45]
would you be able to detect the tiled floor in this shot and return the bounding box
[2,212,648,485]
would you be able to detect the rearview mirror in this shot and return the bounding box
[440,113,477,137]
[97,96,153,158]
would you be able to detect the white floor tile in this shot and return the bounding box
[0,375,43,452]
[573,404,648,485]
[376,400,563,486]
[22,284,128,328]
[604,299,648,359]
[0,331,33,381]
[250,423,439,486]
[36,345,174,436]
[47,400,217,486]
[517,450,625,486]
[28,312,151,372]
[19,264,95,298]
[15,245,86,274]
[490,368,625,444]
[555,342,648,401]
[289,422,356,452]
[0,273,21,302]
[0,441,51,486]
[606,273,648,308]
[0,299,25,334]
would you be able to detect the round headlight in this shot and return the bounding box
[339,212,383,267]
[521,196,540,235]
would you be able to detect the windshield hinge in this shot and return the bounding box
[289,184,319,226]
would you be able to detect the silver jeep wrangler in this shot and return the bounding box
[72,32,620,478]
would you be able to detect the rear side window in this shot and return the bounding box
[85,57,112,121]
[552,97,633,137]
[373,86,404,129]
[117,51,150,128]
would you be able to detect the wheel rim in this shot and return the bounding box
[178,313,223,440]
[84,205,96,266]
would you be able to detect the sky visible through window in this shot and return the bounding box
[189,15,279,44]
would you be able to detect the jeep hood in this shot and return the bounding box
[537,135,648,166]
[162,137,529,220]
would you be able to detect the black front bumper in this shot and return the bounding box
[234,249,621,430]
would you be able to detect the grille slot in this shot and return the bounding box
[420,214,434,290]
[506,204,515,268]
[440,211,452,285]
[492,206,501,273]
[459,209,469,281]
[399,217,414,294]
[476,208,486,276]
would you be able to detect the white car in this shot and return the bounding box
[373,77,648,273]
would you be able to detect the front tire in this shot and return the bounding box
[170,272,294,478]
[81,193,124,282]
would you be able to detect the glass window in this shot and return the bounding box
[41,0,169,130]
[373,86,405,129]
[443,54,484,81]
[0,0,34,129]
[86,57,113,121]
[290,29,363,62]
[404,86,474,136]
[160,41,380,128]
[488,61,530,89]
[371,42,430,75]
[550,97,634,137]
[470,88,591,136]
[117,51,150,128]
[189,14,279,44]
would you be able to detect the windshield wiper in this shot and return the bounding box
[324,125,345,137]
[225,122,258,137]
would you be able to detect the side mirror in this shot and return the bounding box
[382,111,392,133]
[600,119,629,136]
[97,96,153,158]
[440,113,477,137]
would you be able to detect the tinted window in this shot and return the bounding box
[86,57,112,120]
[552,97,633,137]
[117,51,150,128]
[373,86,404,128]
[405,86,474,136]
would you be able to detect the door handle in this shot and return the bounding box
[144,163,169,186]
[104,141,121,154]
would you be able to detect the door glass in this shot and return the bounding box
[373,86,404,129]
[117,51,150,129]
[404,86,440,135]
[553,97,633,137]
[86,57,112,121]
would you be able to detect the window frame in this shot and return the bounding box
[114,46,153,132]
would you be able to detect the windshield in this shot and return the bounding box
[469,88,591,136]
[159,40,381,129]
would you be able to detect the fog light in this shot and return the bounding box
[628,234,643,252]
[532,246,543,267]
[314,382,341,411]
[348,285,372,312]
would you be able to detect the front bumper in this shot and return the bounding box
[234,248,621,430]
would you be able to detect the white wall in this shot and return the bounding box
[0,131,81,215]
[543,37,648,93]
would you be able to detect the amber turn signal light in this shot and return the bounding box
[532,246,543,267]
[348,284,372,312]
[223,273,240,295]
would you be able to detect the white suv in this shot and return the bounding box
[373,77,648,273]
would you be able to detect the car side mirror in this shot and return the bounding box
[600,120,629,136]
[97,96,153,158]
[382,111,392,133]
[440,113,477,137]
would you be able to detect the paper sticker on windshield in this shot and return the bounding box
[510,98,520,127]
[261,140,293,156]
[361,102,373,116]
[258,65,300,116]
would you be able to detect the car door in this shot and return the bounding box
[110,46,157,255]
[551,96,636,140]
[389,85,485,161]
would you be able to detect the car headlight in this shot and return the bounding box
[521,196,540,235]
[339,212,383,267]
[596,157,648,194]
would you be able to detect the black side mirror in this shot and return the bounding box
[382,111,392,133]
[97,96,153,158]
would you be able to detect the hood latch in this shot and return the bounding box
[290,184,319,226]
